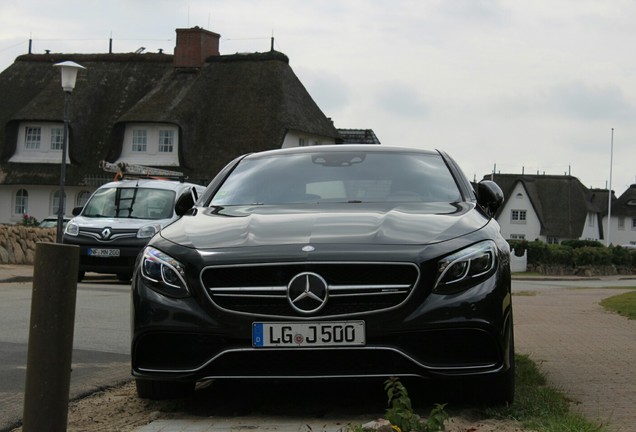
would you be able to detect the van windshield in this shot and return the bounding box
[82,187,176,220]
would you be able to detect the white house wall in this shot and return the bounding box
[281,131,336,148]
[602,215,636,246]
[496,182,542,241]
[579,212,601,241]
[0,185,96,224]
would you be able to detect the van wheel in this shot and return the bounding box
[117,272,132,282]
[135,379,194,400]
[77,271,85,282]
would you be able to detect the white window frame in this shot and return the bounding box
[132,129,148,152]
[14,189,28,215]
[587,213,595,227]
[25,126,42,150]
[632,217,636,230]
[76,190,92,208]
[511,209,527,224]
[158,129,174,153]
[50,127,64,150]
[52,191,67,216]
[509,234,526,240]
[618,217,625,230]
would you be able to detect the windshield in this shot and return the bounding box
[82,187,176,219]
[211,151,461,206]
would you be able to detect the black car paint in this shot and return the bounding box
[131,146,513,402]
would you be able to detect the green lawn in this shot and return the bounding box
[483,354,606,431]
[600,291,636,320]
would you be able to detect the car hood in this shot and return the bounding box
[159,202,489,249]
[71,215,174,230]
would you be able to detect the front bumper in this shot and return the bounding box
[131,268,513,382]
[64,235,148,275]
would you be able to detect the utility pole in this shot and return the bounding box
[606,128,614,247]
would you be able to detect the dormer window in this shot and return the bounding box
[159,130,174,153]
[9,123,70,163]
[25,127,41,149]
[117,123,179,166]
[51,128,64,150]
[132,129,148,152]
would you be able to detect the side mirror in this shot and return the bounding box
[477,180,504,216]
[175,187,199,216]
[72,206,83,216]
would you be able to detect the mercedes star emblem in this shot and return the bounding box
[287,272,328,314]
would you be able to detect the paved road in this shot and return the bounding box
[513,278,636,432]
[0,273,131,432]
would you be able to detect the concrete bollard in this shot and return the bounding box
[22,242,79,432]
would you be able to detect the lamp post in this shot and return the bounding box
[53,61,85,243]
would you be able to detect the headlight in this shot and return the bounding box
[140,246,189,298]
[137,224,160,239]
[433,241,497,294]
[64,221,79,236]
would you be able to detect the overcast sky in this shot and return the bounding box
[1,0,635,196]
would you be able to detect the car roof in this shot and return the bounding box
[97,178,201,192]
[241,145,440,161]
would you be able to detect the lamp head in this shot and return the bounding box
[53,61,85,93]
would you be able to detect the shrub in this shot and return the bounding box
[508,239,636,271]
[526,240,549,265]
[507,239,528,257]
[611,246,633,266]
[547,244,574,266]
[572,246,612,266]
[561,239,604,249]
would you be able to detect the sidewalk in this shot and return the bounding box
[0,264,34,283]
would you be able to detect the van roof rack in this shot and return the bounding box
[99,160,185,182]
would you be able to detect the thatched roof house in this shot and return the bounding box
[0,27,342,223]
[484,173,624,243]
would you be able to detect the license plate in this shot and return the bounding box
[88,248,120,257]
[252,321,365,347]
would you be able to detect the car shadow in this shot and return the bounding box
[172,378,467,420]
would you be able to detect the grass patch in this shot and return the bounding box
[483,354,606,431]
[513,290,537,297]
[600,291,636,320]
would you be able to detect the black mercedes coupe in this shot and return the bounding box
[131,145,514,403]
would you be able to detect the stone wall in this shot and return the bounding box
[0,225,56,264]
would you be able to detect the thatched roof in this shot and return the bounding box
[613,184,636,217]
[0,50,339,186]
[487,173,602,239]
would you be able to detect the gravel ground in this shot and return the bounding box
[11,380,533,432]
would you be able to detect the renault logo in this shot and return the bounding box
[101,227,111,239]
[287,272,328,314]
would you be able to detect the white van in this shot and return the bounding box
[64,176,205,282]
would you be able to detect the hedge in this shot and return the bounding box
[507,240,636,268]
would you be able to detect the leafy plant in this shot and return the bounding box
[384,377,447,432]
[19,213,39,226]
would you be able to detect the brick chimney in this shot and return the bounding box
[174,27,220,68]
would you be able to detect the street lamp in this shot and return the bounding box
[53,61,85,243]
